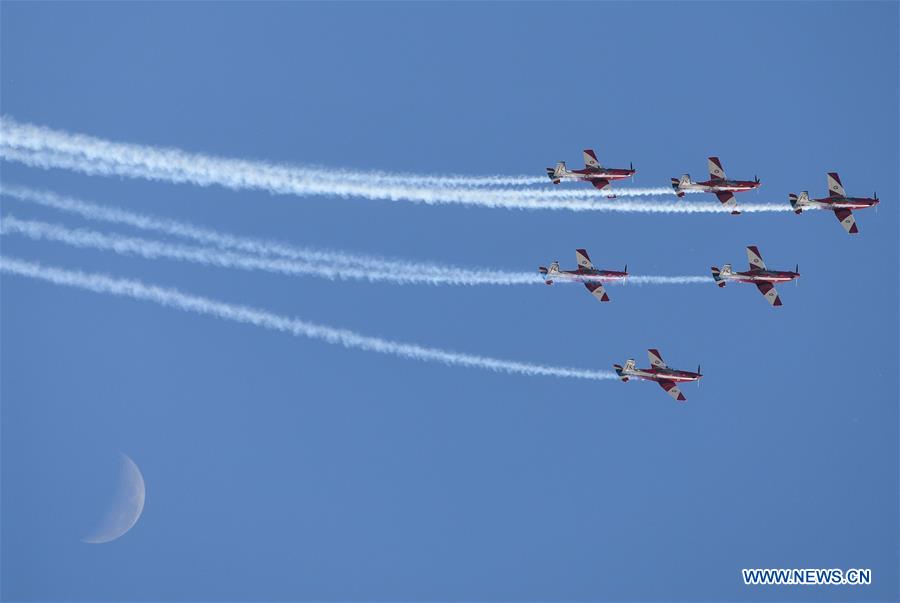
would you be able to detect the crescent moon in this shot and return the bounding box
[82,453,146,544]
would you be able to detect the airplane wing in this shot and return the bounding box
[584,281,610,302]
[575,248,593,270]
[715,191,739,213]
[708,156,726,181]
[755,282,782,306]
[834,208,858,234]
[827,172,846,198]
[583,149,601,169]
[657,380,686,401]
[647,349,667,369]
[591,179,611,191]
[746,245,767,270]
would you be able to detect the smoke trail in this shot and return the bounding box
[0,256,614,381]
[0,117,543,189]
[0,215,543,286]
[526,187,700,199]
[1,215,713,288]
[620,275,713,285]
[0,184,525,277]
[0,118,793,213]
[0,186,714,286]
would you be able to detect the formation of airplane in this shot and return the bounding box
[542,149,881,402]
[538,249,628,302]
[546,149,635,196]
[789,172,879,234]
[614,349,702,402]
[711,246,800,307]
[670,157,760,215]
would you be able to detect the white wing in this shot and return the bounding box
[576,248,593,270]
[708,157,726,181]
[746,246,767,270]
[647,349,667,369]
[583,149,601,169]
[827,172,846,197]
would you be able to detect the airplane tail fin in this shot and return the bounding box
[671,174,690,197]
[789,191,809,214]
[546,162,566,184]
[614,358,635,382]
[540,261,560,284]
[711,264,731,287]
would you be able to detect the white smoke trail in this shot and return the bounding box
[0,184,521,277]
[0,256,614,381]
[621,275,713,285]
[1,215,713,287]
[0,215,542,286]
[0,117,543,189]
[0,118,793,213]
[528,187,700,198]
[0,186,714,286]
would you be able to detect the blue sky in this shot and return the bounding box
[1,2,897,601]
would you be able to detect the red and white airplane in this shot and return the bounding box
[671,156,761,215]
[614,349,702,402]
[789,172,879,234]
[538,248,628,302]
[711,246,800,307]
[546,149,635,196]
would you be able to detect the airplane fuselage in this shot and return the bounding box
[559,167,635,182]
[724,269,800,284]
[616,366,701,384]
[801,195,879,211]
[679,179,760,194]
[538,266,627,285]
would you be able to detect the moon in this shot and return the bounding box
[82,453,146,544]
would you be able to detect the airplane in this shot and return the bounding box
[789,172,879,234]
[546,149,635,197]
[614,349,702,402]
[538,248,628,302]
[671,156,760,215]
[711,246,800,307]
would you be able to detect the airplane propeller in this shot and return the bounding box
[697,364,702,387]
[874,191,879,214]
[795,264,800,286]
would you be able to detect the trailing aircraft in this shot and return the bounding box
[546,149,635,196]
[711,246,800,307]
[671,156,760,214]
[539,248,628,302]
[789,172,879,234]
[614,349,702,402]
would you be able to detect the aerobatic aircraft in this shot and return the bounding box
[789,172,879,234]
[711,246,800,307]
[546,149,635,196]
[538,248,628,302]
[671,156,760,214]
[614,349,702,402]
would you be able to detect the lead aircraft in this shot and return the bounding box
[711,246,800,307]
[539,248,628,302]
[546,149,635,197]
[789,172,879,234]
[614,349,702,402]
[671,156,760,214]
